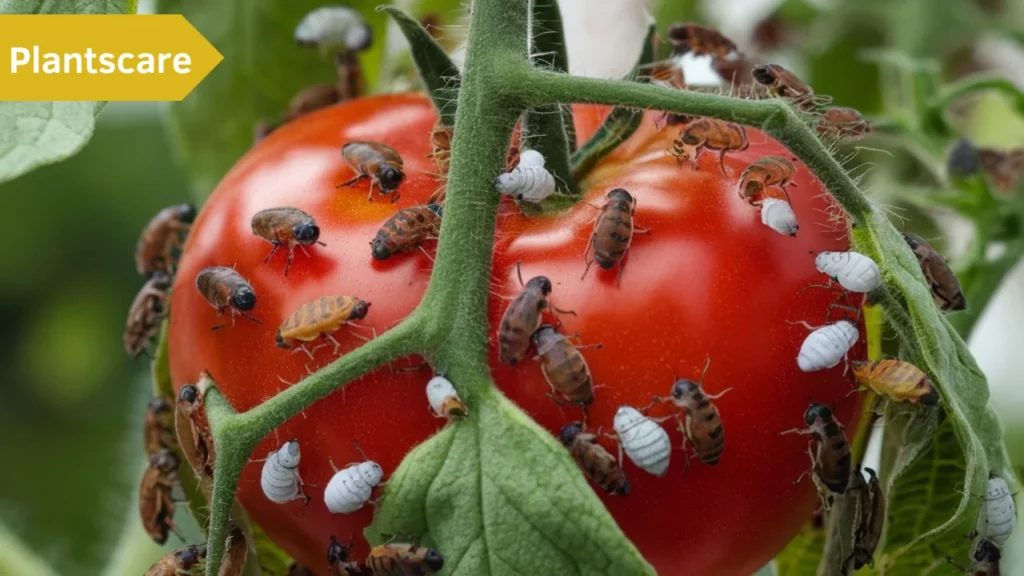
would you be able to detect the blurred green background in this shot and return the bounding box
[0,0,1022,574]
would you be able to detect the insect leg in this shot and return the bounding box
[416,244,436,262]
[292,345,316,360]
[325,333,342,355]
[336,174,367,189]
[263,242,281,265]
[580,236,596,281]
[778,426,815,437]
[284,245,295,277]
[718,148,728,176]
[704,387,733,400]
[238,311,263,325]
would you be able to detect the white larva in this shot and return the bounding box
[814,251,881,293]
[760,198,799,237]
[425,374,466,419]
[260,440,303,504]
[796,320,859,372]
[976,475,1016,547]
[295,7,372,53]
[324,461,383,514]
[613,406,671,477]
[494,153,557,203]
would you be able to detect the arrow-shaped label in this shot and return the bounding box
[0,15,223,101]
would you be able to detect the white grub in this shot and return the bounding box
[814,251,881,293]
[324,460,383,514]
[613,406,671,477]
[760,198,799,236]
[260,440,303,504]
[295,7,372,53]
[977,475,1016,547]
[494,152,557,203]
[796,321,859,372]
[425,374,467,419]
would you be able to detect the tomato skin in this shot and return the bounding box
[169,93,865,576]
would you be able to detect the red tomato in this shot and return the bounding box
[169,93,866,575]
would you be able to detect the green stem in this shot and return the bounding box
[518,70,876,218]
[926,74,1024,129]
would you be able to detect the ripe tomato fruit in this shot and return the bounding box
[169,93,866,575]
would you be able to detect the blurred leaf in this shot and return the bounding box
[381,5,460,126]
[774,523,826,576]
[807,26,884,114]
[851,211,1017,573]
[366,389,654,575]
[250,522,294,576]
[0,520,59,576]
[0,0,136,186]
[158,0,391,198]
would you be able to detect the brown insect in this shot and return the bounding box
[780,403,851,494]
[175,383,216,482]
[498,262,574,365]
[139,448,184,545]
[847,467,885,571]
[902,232,967,312]
[581,188,651,285]
[370,204,442,261]
[666,23,738,59]
[275,295,371,358]
[977,147,1024,193]
[125,271,173,358]
[135,203,196,276]
[145,543,206,576]
[219,527,249,576]
[560,422,630,496]
[851,359,939,406]
[532,324,600,407]
[645,60,692,129]
[427,121,454,178]
[966,538,1002,576]
[251,207,325,276]
[365,541,445,575]
[145,396,177,458]
[195,266,260,330]
[817,106,870,140]
[751,64,831,111]
[283,84,342,123]
[653,358,731,468]
[338,141,405,202]
[737,156,796,205]
[667,118,749,174]
[328,536,369,575]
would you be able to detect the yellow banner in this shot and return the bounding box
[0,15,222,102]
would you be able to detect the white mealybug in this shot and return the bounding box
[976,475,1016,547]
[494,150,557,203]
[613,406,671,477]
[814,251,881,293]
[426,373,468,421]
[760,198,799,237]
[796,320,859,372]
[260,440,305,504]
[324,460,384,514]
[294,7,372,53]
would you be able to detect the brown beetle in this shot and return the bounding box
[666,22,738,59]
[751,63,831,111]
[817,106,870,140]
[532,325,600,407]
[847,467,885,570]
[658,359,732,468]
[497,262,574,365]
[667,118,749,174]
[125,271,173,358]
[977,147,1024,193]
[581,188,650,286]
[135,203,196,277]
[144,396,177,458]
[275,296,371,358]
[370,204,442,261]
[365,541,444,576]
[139,448,183,545]
[780,403,851,494]
[251,207,325,277]
[737,156,796,205]
[327,536,369,575]
[338,141,405,202]
[902,232,967,312]
[195,266,261,330]
[175,383,216,483]
[145,543,206,576]
[560,422,630,496]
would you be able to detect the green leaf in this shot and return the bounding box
[850,211,1017,573]
[158,0,391,199]
[380,5,460,127]
[569,20,655,182]
[249,521,295,576]
[774,523,826,576]
[0,519,59,576]
[366,388,654,575]
[0,1,136,186]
